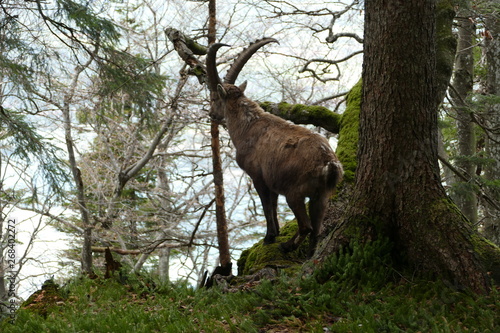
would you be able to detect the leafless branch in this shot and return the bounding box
[312,91,349,105]
[299,50,363,83]
[438,154,500,211]
[326,32,364,44]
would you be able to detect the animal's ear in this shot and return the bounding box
[217,84,227,99]
[239,81,247,93]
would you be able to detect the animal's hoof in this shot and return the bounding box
[307,246,316,258]
[279,242,294,253]
[263,235,276,245]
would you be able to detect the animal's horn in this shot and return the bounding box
[224,38,279,84]
[206,43,230,92]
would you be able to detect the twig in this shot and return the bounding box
[438,154,500,211]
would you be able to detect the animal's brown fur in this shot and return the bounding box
[215,83,343,253]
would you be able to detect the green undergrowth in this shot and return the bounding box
[2,241,499,332]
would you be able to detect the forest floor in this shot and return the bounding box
[2,243,499,332]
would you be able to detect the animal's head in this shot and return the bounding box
[205,38,278,121]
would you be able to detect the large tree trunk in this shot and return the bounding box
[318,0,497,293]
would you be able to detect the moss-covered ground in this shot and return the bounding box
[237,221,309,276]
[2,239,498,333]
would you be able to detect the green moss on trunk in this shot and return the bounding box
[259,102,341,134]
[471,233,500,284]
[336,80,361,183]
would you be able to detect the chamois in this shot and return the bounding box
[206,39,343,254]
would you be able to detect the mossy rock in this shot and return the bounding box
[237,221,310,276]
[21,279,65,318]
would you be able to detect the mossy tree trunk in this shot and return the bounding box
[318,0,498,293]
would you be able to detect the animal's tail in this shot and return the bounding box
[326,160,344,189]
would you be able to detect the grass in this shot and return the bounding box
[2,242,499,332]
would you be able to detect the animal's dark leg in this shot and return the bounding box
[271,191,279,239]
[254,180,279,244]
[281,195,311,253]
[308,192,330,256]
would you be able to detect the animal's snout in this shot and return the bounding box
[209,112,225,124]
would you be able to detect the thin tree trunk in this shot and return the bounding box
[164,2,232,279]
[438,131,457,186]
[158,247,170,282]
[62,63,94,275]
[483,7,500,244]
[63,115,93,275]
[435,0,458,190]
[210,121,231,269]
[449,4,477,224]
[208,0,231,272]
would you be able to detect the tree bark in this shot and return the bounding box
[483,4,500,245]
[449,3,478,224]
[62,63,94,275]
[208,0,232,273]
[318,0,498,293]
